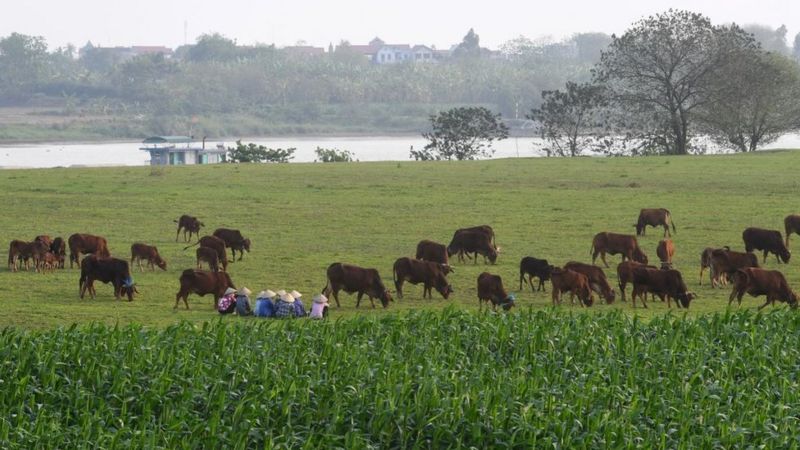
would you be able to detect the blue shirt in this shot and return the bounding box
[293,299,306,317]
[235,295,252,316]
[254,298,274,317]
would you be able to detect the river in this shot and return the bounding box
[1,134,799,169]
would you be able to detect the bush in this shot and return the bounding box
[315,147,354,162]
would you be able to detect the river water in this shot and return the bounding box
[1,134,799,169]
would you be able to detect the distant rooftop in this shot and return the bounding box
[142,136,193,144]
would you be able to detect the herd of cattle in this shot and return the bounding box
[7,209,800,312]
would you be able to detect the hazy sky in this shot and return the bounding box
[2,0,798,50]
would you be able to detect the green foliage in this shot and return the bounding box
[452,28,481,58]
[0,33,50,102]
[226,140,295,163]
[419,106,509,160]
[528,81,606,156]
[314,146,353,162]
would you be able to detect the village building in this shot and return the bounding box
[140,136,226,166]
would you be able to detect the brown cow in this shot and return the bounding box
[699,246,730,286]
[213,228,251,261]
[185,236,228,271]
[564,261,616,304]
[79,255,136,301]
[393,257,453,299]
[477,272,515,311]
[635,208,676,237]
[68,233,110,268]
[785,214,800,247]
[550,268,594,307]
[34,235,53,247]
[631,267,694,309]
[656,239,675,269]
[196,246,221,272]
[729,267,798,310]
[709,249,759,288]
[25,241,51,273]
[175,269,235,309]
[519,256,554,292]
[175,215,204,242]
[130,243,167,271]
[8,240,29,271]
[415,240,449,265]
[323,263,392,308]
[50,237,66,268]
[743,227,791,264]
[617,261,658,302]
[447,230,498,264]
[40,252,62,273]
[590,232,648,267]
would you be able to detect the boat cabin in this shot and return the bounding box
[140,136,227,166]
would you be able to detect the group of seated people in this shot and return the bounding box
[217,287,329,319]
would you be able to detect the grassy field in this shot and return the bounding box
[1,150,800,329]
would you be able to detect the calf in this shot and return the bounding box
[68,233,110,268]
[447,230,498,264]
[591,232,648,267]
[196,246,221,272]
[743,227,791,264]
[175,215,204,242]
[213,228,251,261]
[130,243,167,272]
[415,240,449,265]
[392,257,453,299]
[323,263,392,308]
[79,255,136,301]
[19,240,50,272]
[40,251,62,273]
[729,267,798,310]
[785,214,800,247]
[185,236,228,271]
[709,249,759,289]
[519,256,554,292]
[550,268,594,307]
[699,246,729,286]
[635,208,676,237]
[617,261,658,302]
[631,267,694,309]
[50,237,66,268]
[477,272,515,311]
[564,261,616,304]
[656,239,675,269]
[175,269,235,309]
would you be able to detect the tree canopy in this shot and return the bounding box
[415,106,509,160]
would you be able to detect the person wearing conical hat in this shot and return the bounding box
[235,287,253,316]
[274,292,296,318]
[254,289,276,318]
[217,287,237,315]
[290,290,306,317]
[309,293,329,319]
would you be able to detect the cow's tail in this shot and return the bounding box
[668,211,677,234]
[173,219,179,224]
[183,241,201,251]
[589,242,595,256]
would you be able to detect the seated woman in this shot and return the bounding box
[217,287,237,315]
[254,290,276,318]
[309,293,330,319]
[274,292,296,318]
[291,290,306,317]
[235,287,252,316]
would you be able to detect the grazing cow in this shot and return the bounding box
[699,246,730,286]
[34,235,53,247]
[323,263,392,308]
[616,261,658,302]
[196,246,221,272]
[564,261,616,304]
[519,256,554,292]
[79,255,136,301]
[785,214,800,247]
[635,208,676,237]
[550,268,594,307]
[631,267,694,309]
[25,240,51,273]
[50,237,66,268]
[457,225,496,246]
[729,267,798,310]
[743,227,791,264]
[415,240,449,265]
[8,240,29,271]
[447,230,498,264]
[477,272,515,311]
[213,228,251,261]
[392,257,453,299]
[175,269,235,309]
[8,240,49,272]
[175,215,204,242]
[185,236,228,271]
[130,243,167,271]
[590,232,648,267]
[709,249,759,289]
[656,239,675,269]
[68,233,110,268]
[40,252,61,273]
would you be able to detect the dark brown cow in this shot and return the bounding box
[415,240,449,265]
[477,272,515,311]
[656,239,675,269]
[68,233,110,268]
[34,235,53,247]
[631,267,694,309]
[785,215,800,247]
[447,230,498,264]
[699,246,730,286]
[175,215,204,242]
[196,246,221,272]
[564,261,616,304]
[709,249,759,289]
[25,241,51,273]
[323,263,392,308]
[457,225,496,246]
[50,237,66,268]
[729,267,798,310]
[617,261,658,302]
[550,268,594,307]
[635,208,676,237]
[392,257,453,299]
[213,228,251,261]
[9,240,49,272]
[40,252,61,273]
[79,255,136,301]
[175,269,235,309]
[743,227,791,264]
[519,256,554,292]
[130,243,167,271]
[185,236,228,271]
[8,240,29,271]
[590,232,648,267]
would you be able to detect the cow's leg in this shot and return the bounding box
[519,273,524,291]
[663,225,669,238]
[356,292,363,308]
[600,252,609,268]
[758,296,773,310]
[537,277,546,292]
[762,250,768,264]
[728,289,738,306]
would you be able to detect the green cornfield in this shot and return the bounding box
[2,308,799,448]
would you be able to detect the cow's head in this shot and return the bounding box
[439,264,454,275]
[156,257,168,271]
[122,277,136,301]
[435,277,454,299]
[604,288,616,305]
[634,221,644,236]
[633,247,648,265]
[243,238,251,252]
[446,245,457,258]
[379,290,393,308]
[487,247,498,264]
[676,291,696,308]
[779,248,791,263]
